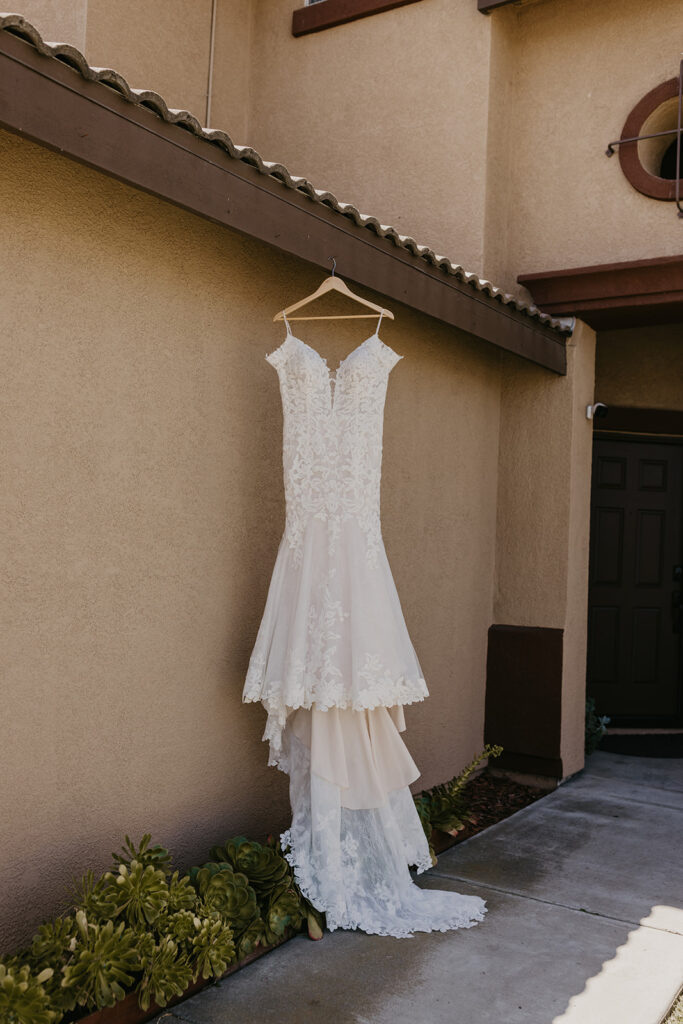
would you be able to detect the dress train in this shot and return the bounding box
[279,706,488,937]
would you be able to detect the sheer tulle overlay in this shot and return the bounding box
[280,709,488,936]
[243,316,487,936]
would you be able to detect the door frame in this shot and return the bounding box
[589,421,683,728]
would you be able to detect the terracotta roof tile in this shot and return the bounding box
[0,13,573,335]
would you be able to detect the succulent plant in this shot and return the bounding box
[235,918,267,959]
[136,936,192,1012]
[210,837,290,902]
[166,870,198,914]
[23,916,80,1014]
[112,834,173,878]
[424,788,469,836]
[60,911,141,1010]
[188,914,236,981]
[101,860,171,929]
[0,962,57,1024]
[71,869,119,923]
[32,922,73,973]
[270,834,325,940]
[262,886,305,944]
[189,864,264,949]
[413,745,503,853]
[162,909,200,947]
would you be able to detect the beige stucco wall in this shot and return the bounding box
[7,0,88,50]
[242,0,492,272]
[14,0,495,275]
[594,324,683,411]
[484,0,683,299]
[493,320,596,778]
[0,127,508,950]
[13,0,678,300]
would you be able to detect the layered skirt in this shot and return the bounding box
[244,519,487,936]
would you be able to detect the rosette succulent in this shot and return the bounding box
[188,864,264,954]
[23,916,79,1014]
[71,869,120,923]
[210,837,290,902]
[271,835,325,940]
[112,834,173,877]
[155,905,235,982]
[262,886,305,944]
[0,962,56,1024]
[101,860,170,928]
[188,914,236,980]
[413,745,503,851]
[136,936,192,1012]
[60,911,141,1010]
[165,871,198,914]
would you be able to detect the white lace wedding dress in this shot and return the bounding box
[243,312,487,937]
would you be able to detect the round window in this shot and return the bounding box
[619,78,682,199]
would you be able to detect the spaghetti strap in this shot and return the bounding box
[283,311,292,335]
[377,310,384,334]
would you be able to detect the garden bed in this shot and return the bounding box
[73,931,294,1024]
[5,747,541,1024]
[430,769,547,856]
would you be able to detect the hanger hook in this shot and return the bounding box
[329,257,336,276]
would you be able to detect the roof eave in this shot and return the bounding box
[0,16,569,374]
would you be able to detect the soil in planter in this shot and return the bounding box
[430,769,547,856]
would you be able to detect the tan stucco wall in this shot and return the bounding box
[1,128,507,950]
[483,0,683,299]
[13,0,678,299]
[493,319,596,778]
[594,324,683,411]
[8,0,88,49]
[85,0,214,119]
[241,0,492,272]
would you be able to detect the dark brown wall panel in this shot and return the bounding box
[484,624,564,778]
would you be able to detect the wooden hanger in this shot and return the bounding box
[273,259,395,322]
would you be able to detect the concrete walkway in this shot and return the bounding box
[154,752,683,1024]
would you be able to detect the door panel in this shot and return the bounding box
[586,436,682,720]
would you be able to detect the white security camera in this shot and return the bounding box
[586,402,609,420]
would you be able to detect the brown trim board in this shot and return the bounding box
[518,254,683,329]
[292,0,424,37]
[484,624,564,779]
[0,25,567,374]
[478,0,520,11]
[594,406,683,437]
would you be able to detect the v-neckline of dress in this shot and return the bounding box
[289,332,379,375]
[289,333,379,412]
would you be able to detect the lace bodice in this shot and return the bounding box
[265,320,402,569]
[243,315,428,766]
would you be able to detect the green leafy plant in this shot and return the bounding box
[585,697,610,754]
[135,935,192,1012]
[187,913,236,981]
[1,830,321,1024]
[22,916,79,1015]
[100,860,170,929]
[0,962,57,1024]
[188,863,265,959]
[209,837,290,902]
[266,834,324,941]
[59,911,141,1010]
[414,744,504,863]
[112,834,173,877]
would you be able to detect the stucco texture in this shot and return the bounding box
[594,324,683,411]
[1,128,508,950]
[484,0,683,297]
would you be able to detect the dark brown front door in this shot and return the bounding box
[587,434,683,723]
